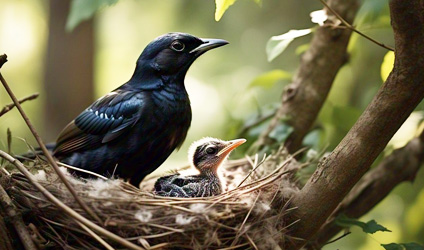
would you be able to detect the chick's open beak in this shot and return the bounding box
[217,139,247,157]
[190,38,229,54]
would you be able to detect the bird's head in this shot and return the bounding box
[188,137,246,175]
[133,33,228,82]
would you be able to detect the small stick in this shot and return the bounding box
[0,150,144,250]
[231,191,261,246]
[319,0,394,51]
[0,54,7,68]
[0,184,37,250]
[0,57,101,223]
[237,154,266,188]
[324,231,351,245]
[0,93,39,117]
[56,161,108,180]
[76,221,116,250]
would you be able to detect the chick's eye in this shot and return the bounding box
[171,41,185,52]
[205,146,217,155]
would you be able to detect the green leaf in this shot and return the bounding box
[268,122,293,143]
[402,243,424,250]
[249,70,292,89]
[66,0,119,31]
[215,0,237,21]
[382,243,424,250]
[382,243,404,250]
[266,29,312,62]
[381,51,394,82]
[335,214,391,234]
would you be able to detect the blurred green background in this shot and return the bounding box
[0,0,423,249]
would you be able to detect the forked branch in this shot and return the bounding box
[286,1,424,248]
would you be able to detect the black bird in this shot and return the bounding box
[52,33,228,186]
[154,137,246,198]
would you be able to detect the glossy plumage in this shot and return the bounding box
[53,33,228,186]
[154,138,246,198]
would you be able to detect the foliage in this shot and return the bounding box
[266,29,312,62]
[248,70,291,89]
[381,51,395,82]
[382,243,424,250]
[335,215,424,250]
[66,0,118,31]
[335,214,391,234]
[214,0,261,21]
[214,0,237,21]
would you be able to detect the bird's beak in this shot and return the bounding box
[190,38,229,54]
[216,138,247,157]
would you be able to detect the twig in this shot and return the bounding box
[236,154,266,187]
[0,93,39,117]
[324,231,351,245]
[0,184,37,250]
[0,149,144,250]
[56,161,109,180]
[0,58,101,223]
[319,0,394,51]
[246,234,259,250]
[231,191,261,246]
[75,221,115,250]
[0,54,7,68]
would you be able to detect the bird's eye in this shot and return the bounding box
[171,41,185,52]
[205,146,217,155]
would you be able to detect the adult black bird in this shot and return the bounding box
[154,137,246,198]
[52,33,228,186]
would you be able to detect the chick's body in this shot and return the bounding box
[154,138,246,198]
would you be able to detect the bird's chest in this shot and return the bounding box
[141,89,191,147]
[150,88,191,123]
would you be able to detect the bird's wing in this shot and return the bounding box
[54,89,144,155]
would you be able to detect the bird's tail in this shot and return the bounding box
[15,143,56,161]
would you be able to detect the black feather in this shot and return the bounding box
[53,33,228,186]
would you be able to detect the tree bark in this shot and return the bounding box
[44,0,94,141]
[286,0,424,248]
[256,0,359,154]
[312,130,424,248]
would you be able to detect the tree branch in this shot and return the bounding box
[0,93,39,117]
[286,1,424,248]
[255,0,360,154]
[312,129,424,247]
[319,0,394,51]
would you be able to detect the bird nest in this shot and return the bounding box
[0,148,303,250]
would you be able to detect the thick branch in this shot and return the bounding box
[313,130,424,247]
[256,0,359,153]
[286,0,424,248]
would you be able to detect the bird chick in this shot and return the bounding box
[154,137,246,198]
[52,33,228,186]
